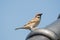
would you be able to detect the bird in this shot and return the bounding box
[15,13,42,31]
[57,14,60,19]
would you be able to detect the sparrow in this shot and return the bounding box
[58,14,60,19]
[15,13,42,31]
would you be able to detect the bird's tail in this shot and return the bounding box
[15,27,26,30]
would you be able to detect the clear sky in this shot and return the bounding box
[0,0,60,40]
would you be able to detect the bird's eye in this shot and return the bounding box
[37,16,40,18]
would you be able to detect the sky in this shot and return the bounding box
[0,0,60,40]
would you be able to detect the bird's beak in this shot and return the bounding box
[40,14,42,15]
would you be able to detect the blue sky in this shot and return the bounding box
[0,0,60,40]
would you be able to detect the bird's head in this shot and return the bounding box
[35,13,42,18]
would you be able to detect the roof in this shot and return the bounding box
[26,14,60,40]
